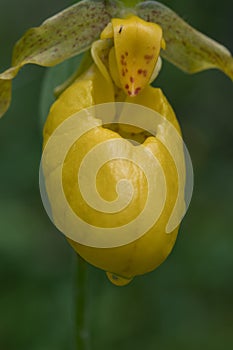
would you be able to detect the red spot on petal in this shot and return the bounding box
[127,90,132,96]
[130,76,134,83]
[121,54,125,59]
[125,51,128,56]
[137,69,142,74]
[125,84,129,89]
[144,54,154,61]
[134,87,141,95]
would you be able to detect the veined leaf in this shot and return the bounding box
[0,0,119,118]
[136,1,233,79]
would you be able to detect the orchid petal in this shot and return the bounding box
[136,1,233,79]
[0,0,119,118]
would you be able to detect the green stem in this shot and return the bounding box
[76,255,90,350]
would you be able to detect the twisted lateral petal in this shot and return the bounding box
[136,1,233,79]
[0,0,119,118]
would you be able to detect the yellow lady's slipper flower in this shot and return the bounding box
[0,0,232,286]
[41,16,189,286]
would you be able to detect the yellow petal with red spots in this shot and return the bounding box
[111,16,164,96]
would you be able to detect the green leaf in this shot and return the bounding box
[0,0,119,118]
[136,1,233,79]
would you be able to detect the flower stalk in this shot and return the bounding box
[76,255,90,350]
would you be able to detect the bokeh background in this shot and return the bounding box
[0,0,232,349]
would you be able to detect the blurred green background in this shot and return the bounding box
[0,0,232,349]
